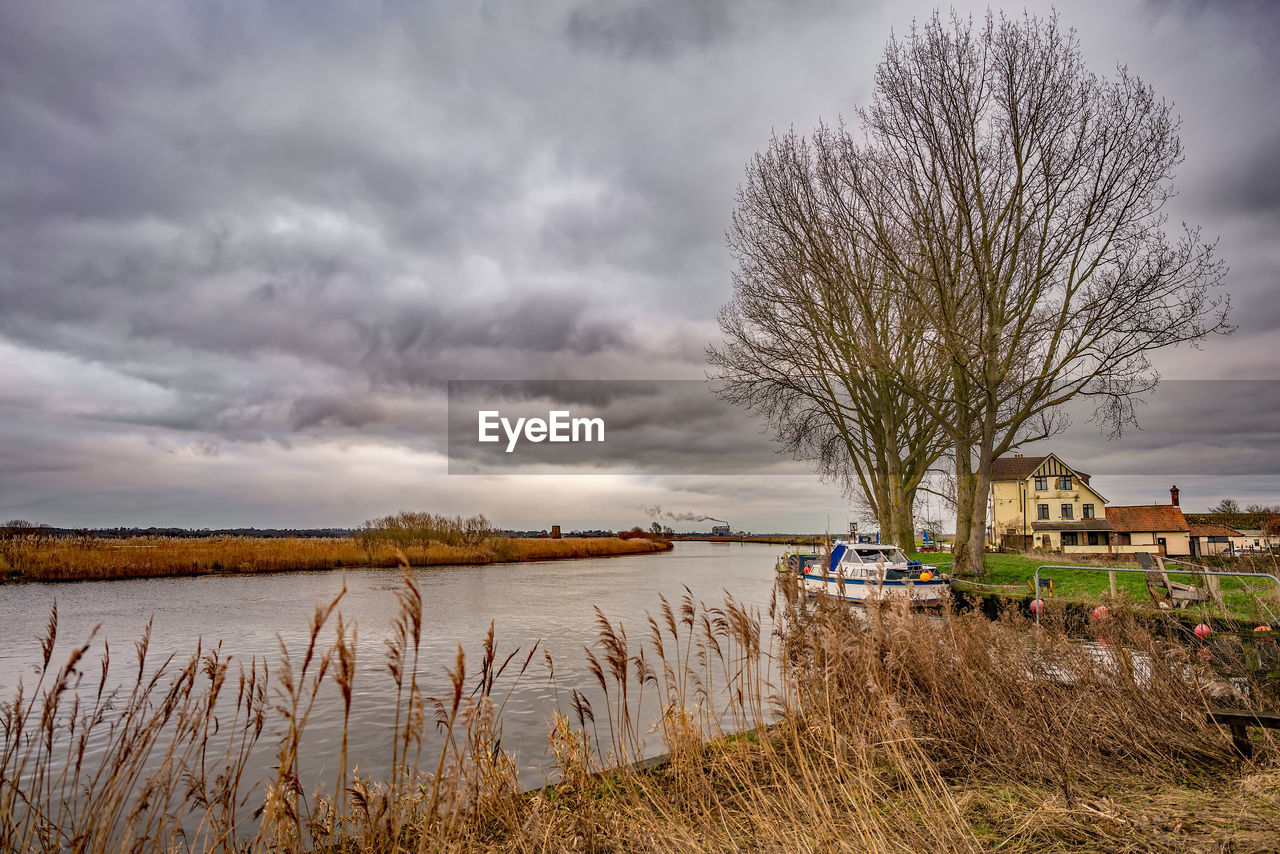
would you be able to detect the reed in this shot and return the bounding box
[0,535,671,583]
[3,569,1278,852]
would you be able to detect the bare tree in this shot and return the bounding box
[837,10,1231,574]
[710,130,951,549]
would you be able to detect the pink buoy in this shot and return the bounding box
[1194,623,1212,640]
[1030,598,1045,614]
[1091,605,1109,621]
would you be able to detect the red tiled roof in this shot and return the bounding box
[990,454,1091,485]
[1188,522,1244,538]
[990,456,1047,481]
[1105,505,1190,533]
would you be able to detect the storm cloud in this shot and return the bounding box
[2,0,1279,529]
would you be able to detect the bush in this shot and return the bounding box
[358,512,495,548]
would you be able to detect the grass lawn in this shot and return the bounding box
[911,551,1280,624]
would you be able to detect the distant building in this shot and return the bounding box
[1105,496,1191,556]
[711,524,731,537]
[1188,522,1243,557]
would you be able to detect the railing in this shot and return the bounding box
[1031,563,1280,627]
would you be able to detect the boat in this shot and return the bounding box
[775,550,821,576]
[778,540,951,606]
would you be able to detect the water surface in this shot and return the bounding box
[0,541,782,792]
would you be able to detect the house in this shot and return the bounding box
[1227,514,1280,553]
[1188,522,1244,557]
[1184,512,1279,553]
[1105,491,1191,556]
[988,453,1112,552]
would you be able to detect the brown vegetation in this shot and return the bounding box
[3,570,1279,851]
[0,535,671,583]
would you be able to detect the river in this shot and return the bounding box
[0,541,784,799]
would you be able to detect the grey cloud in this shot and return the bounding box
[1,0,1279,527]
[566,0,736,58]
[564,0,835,59]
[1024,381,1280,478]
[1207,131,1280,215]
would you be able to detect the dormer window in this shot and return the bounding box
[1059,475,1072,490]
[1034,476,1047,490]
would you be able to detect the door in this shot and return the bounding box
[1157,537,1167,555]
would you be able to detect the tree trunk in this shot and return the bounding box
[892,483,917,552]
[964,409,998,578]
[951,442,977,576]
[966,468,991,577]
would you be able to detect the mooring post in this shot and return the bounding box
[1230,722,1252,759]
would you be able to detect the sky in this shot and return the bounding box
[1,0,1278,533]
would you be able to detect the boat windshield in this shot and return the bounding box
[851,547,908,564]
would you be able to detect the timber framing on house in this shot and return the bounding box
[989,453,1114,553]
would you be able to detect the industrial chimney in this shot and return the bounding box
[1170,485,1180,507]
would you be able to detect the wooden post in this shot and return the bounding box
[1205,573,1225,609]
[1109,570,1118,597]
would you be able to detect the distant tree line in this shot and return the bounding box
[1187,509,1280,534]
[1,521,353,540]
[1208,499,1280,515]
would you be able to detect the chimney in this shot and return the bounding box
[1170,485,1180,507]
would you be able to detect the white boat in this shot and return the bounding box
[785,540,951,606]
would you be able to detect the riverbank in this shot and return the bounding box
[0,535,672,582]
[912,551,1280,623]
[677,535,826,545]
[5,575,1276,852]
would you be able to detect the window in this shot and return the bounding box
[1088,532,1103,546]
[1061,504,1073,520]
[1037,504,1049,520]
[1061,532,1078,547]
[1034,476,1047,491]
[1082,503,1094,519]
[1059,475,1072,490]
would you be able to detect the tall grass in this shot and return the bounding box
[0,535,671,583]
[3,569,1279,851]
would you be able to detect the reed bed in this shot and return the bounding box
[0,536,670,583]
[2,571,1279,852]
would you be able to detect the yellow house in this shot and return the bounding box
[988,453,1112,553]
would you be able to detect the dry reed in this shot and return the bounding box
[0,535,671,583]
